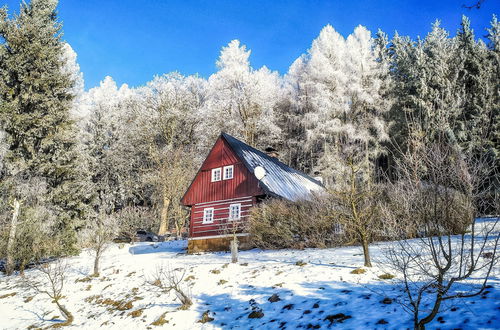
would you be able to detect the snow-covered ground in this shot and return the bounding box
[0,220,499,329]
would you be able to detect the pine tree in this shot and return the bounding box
[0,0,86,255]
[454,16,496,156]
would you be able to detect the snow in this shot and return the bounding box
[223,133,325,202]
[0,220,499,329]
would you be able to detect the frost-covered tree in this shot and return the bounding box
[0,0,86,256]
[283,25,389,186]
[454,16,497,158]
[136,73,206,235]
[80,76,132,215]
[204,40,281,149]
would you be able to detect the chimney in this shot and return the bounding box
[313,171,323,184]
[264,146,279,159]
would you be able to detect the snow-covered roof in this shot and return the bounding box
[222,132,325,201]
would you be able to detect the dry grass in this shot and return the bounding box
[75,276,92,283]
[350,268,366,274]
[128,308,144,318]
[0,292,17,299]
[378,273,395,280]
[217,279,228,286]
[151,312,169,326]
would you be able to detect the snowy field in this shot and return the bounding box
[0,220,499,329]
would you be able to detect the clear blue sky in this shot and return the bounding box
[3,0,499,89]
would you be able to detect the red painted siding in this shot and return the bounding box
[182,136,264,239]
[189,196,255,238]
[182,137,263,206]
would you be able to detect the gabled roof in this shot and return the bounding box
[221,132,325,201]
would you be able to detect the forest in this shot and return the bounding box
[0,1,499,329]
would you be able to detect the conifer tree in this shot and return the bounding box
[454,16,496,156]
[0,0,86,256]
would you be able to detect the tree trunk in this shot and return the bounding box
[230,237,238,263]
[5,199,20,276]
[54,300,74,327]
[158,196,170,236]
[93,251,100,277]
[361,236,372,267]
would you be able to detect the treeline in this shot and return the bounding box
[0,0,498,271]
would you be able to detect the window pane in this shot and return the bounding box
[211,168,221,182]
[229,204,241,220]
[223,165,233,180]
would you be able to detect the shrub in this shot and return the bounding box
[248,196,350,249]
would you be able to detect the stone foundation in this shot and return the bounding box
[188,235,252,253]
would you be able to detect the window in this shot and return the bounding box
[229,203,241,221]
[203,208,214,224]
[333,223,343,234]
[211,168,221,182]
[223,165,234,180]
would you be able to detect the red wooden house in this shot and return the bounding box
[181,132,325,252]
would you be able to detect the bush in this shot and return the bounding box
[248,197,350,249]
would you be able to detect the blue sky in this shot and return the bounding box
[3,0,499,89]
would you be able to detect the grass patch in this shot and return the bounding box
[198,311,214,323]
[75,276,92,283]
[210,269,221,274]
[0,292,17,299]
[84,294,102,304]
[151,312,169,326]
[128,308,144,318]
[350,268,366,274]
[99,298,134,311]
[85,285,92,291]
[222,263,229,269]
[295,261,307,266]
[378,273,395,280]
[126,271,136,277]
[24,296,34,303]
[217,279,228,286]
[184,275,196,281]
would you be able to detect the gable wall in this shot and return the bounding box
[182,137,263,206]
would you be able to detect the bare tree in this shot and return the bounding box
[382,137,499,330]
[81,213,116,277]
[328,151,382,267]
[25,259,74,327]
[5,198,20,275]
[147,264,192,310]
[1,177,56,276]
[219,215,248,263]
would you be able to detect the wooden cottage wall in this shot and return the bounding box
[182,137,264,239]
[182,137,263,206]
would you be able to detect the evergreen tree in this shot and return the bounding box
[0,0,86,255]
[454,16,496,156]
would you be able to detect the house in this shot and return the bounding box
[181,132,325,253]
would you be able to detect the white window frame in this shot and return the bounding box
[223,165,234,180]
[228,203,241,221]
[203,208,215,224]
[211,168,222,182]
[333,223,343,234]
